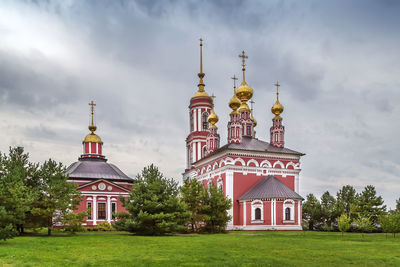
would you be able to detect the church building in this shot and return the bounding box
[183,40,305,230]
[66,102,133,226]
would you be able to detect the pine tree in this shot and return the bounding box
[181,178,205,232]
[336,185,357,218]
[354,185,386,225]
[320,191,338,230]
[302,193,322,230]
[396,198,400,213]
[118,164,189,235]
[0,147,38,236]
[200,184,232,233]
[30,159,82,236]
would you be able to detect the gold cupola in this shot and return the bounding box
[271,81,284,119]
[229,74,241,114]
[236,51,253,111]
[193,38,210,98]
[208,95,219,128]
[83,101,103,144]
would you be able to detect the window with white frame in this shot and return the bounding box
[251,200,264,222]
[283,199,294,221]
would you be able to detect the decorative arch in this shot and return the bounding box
[251,200,264,222]
[225,157,234,165]
[219,159,225,168]
[260,160,272,168]
[200,167,206,175]
[206,164,212,172]
[283,199,295,221]
[247,159,259,167]
[212,162,219,170]
[233,157,245,166]
[286,162,296,169]
[273,160,284,169]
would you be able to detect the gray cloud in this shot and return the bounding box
[0,0,399,208]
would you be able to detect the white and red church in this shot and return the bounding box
[66,101,133,226]
[183,41,305,230]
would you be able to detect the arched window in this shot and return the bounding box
[202,112,209,131]
[285,207,291,221]
[190,147,193,163]
[202,146,207,158]
[190,112,194,132]
[247,125,251,135]
[255,208,261,220]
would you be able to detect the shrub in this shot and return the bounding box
[94,222,113,231]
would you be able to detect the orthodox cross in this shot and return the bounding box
[89,101,96,126]
[274,81,280,99]
[199,38,203,74]
[239,51,248,80]
[231,75,238,89]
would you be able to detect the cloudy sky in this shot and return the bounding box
[0,0,399,208]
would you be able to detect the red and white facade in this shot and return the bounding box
[67,107,133,226]
[183,47,305,230]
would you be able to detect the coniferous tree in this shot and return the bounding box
[354,185,386,225]
[302,193,322,230]
[336,185,357,218]
[320,191,338,230]
[30,159,82,236]
[200,184,232,233]
[0,147,38,236]
[181,178,205,232]
[118,164,189,235]
[396,198,400,213]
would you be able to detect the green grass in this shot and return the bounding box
[0,231,399,266]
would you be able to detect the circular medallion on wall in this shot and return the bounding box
[98,183,106,191]
[107,186,112,191]
[91,185,97,190]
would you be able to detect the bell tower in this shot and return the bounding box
[270,81,285,148]
[81,101,105,160]
[186,39,213,170]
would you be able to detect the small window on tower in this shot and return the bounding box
[247,126,251,135]
[202,146,207,158]
[202,112,209,131]
[190,113,194,132]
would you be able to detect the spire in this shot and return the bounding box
[236,50,253,111]
[88,100,97,133]
[229,74,241,114]
[239,50,248,83]
[271,81,284,119]
[193,38,209,98]
[208,94,219,128]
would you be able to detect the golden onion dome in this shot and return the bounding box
[229,93,241,113]
[271,99,284,117]
[208,108,219,128]
[83,133,103,144]
[236,81,253,103]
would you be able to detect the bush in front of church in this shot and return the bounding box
[116,164,190,235]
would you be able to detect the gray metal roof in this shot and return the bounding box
[212,136,304,157]
[66,158,133,181]
[238,176,303,200]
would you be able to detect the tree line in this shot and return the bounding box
[302,185,400,236]
[0,147,232,240]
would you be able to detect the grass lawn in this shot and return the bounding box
[0,231,399,266]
